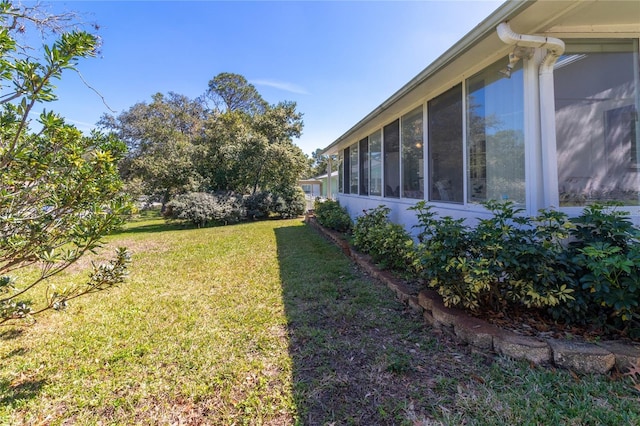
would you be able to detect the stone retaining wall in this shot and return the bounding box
[305,215,640,374]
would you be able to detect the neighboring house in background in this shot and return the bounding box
[299,171,339,210]
[321,0,640,231]
[299,179,323,198]
[299,171,339,199]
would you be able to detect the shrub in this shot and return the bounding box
[314,199,352,232]
[272,186,306,219]
[411,201,574,312]
[410,201,470,303]
[460,201,574,311]
[561,204,640,336]
[352,205,392,253]
[353,206,415,272]
[244,191,274,220]
[317,198,640,337]
[165,192,245,226]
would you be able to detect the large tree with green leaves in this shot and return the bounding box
[198,101,308,194]
[206,72,267,115]
[308,148,331,178]
[199,73,309,194]
[106,72,310,200]
[249,101,307,193]
[0,1,131,325]
[99,92,207,207]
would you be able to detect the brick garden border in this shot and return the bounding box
[305,214,640,375]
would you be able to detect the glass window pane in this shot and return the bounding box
[384,120,400,198]
[350,142,359,194]
[343,147,350,194]
[466,58,525,204]
[555,39,640,206]
[402,106,424,199]
[369,130,382,196]
[338,150,344,193]
[428,84,463,203]
[359,137,369,195]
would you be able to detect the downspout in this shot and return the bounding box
[497,22,565,208]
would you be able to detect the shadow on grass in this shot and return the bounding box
[274,223,465,425]
[0,378,46,407]
[1,347,28,360]
[0,329,24,341]
[112,214,286,236]
[109,221,183,236]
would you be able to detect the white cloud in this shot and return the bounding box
[251,79,310,95]
[65,118,96,129]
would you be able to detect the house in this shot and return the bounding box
[299,171,338,200]
[299,171,339,210]
[316,171,339,200]
[299,178,323,199]
[321,0,640,231]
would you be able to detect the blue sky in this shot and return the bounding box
[44,0,504,155]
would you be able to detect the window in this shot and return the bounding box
[428,84,463,203]
[554,39,640,206]
[350,142,359,194]
[343,147,350,194]
[359,137,369,195]
[402,106,424,199]
[338,150,344,194]
[369,130,382,196]
[466,58,525,204]
[384,120,400,198]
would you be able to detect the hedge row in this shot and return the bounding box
[164,187,306,227]
[319,199,640,338]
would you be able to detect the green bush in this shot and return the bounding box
[314,199,352,232]
[272,186,306,219]
[165,192,245,226]
[243,191,274,219]
[353,206,415,272]
[561,204,640,336]
[461,201,574,311]
[352,205,392,253]
[409,201,469,303]
[412,200,640,336]
[411,201,574,312]
[316,198,640,337]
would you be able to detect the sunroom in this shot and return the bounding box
[321,0,640,231]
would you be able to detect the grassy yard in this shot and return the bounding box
[0,214,638,425]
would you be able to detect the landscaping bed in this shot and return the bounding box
[307,212,640,375]
[0,216,638,424]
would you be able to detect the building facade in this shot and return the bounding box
[321,0,640,231]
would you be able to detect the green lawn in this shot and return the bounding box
[0,215,638,425]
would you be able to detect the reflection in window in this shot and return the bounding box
[369,130,382,196]
[359,137,369,195]
[384,120,400,198]
[338,150,344,193]
[428,84,463,203]
[555,39,640,206]
[343,147,350,194]
[350,142,359,194]
[402,106,424,199]
[466,58,525,204]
